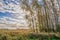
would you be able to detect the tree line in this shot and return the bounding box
[19,0,60,33]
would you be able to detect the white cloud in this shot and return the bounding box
[0,0,30,29]
[0,16,29,29]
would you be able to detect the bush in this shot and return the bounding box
[27,33,40,39]
[17,35,23,40]
[56,25,60,32]
[49,35,60,40]
[0,33,60,40]
[0,34,7,40]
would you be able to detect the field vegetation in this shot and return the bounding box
[0,29,60,40]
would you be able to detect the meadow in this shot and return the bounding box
[0,29,60,40]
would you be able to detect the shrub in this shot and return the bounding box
[56,25,60,32]
[27,33,40,39]
[17,35,23,40]
[0,35,7,40]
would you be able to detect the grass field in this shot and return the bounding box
[0,29,32,35]
[0,29,60,40]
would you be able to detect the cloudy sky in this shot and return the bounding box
[0,0,42,29]
[0,0,30,29]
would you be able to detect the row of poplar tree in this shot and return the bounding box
[19,0,60,33]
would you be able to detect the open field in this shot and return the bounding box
[0,30,60,40]
[0,29,32,35]
[0,29,60,36]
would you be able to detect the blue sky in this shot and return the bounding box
[0,12,14,18]
[0,0,20,24]
[0,0,20,18]
[0,0,42,29]
[0,0,29,28]
[3,0,20,5]
[0,0,42,21]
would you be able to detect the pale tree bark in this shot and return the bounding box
[50,0,59,32]
[21,0,37,33]
[42,0,60,32]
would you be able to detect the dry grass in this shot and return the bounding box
[0,29,32,35]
